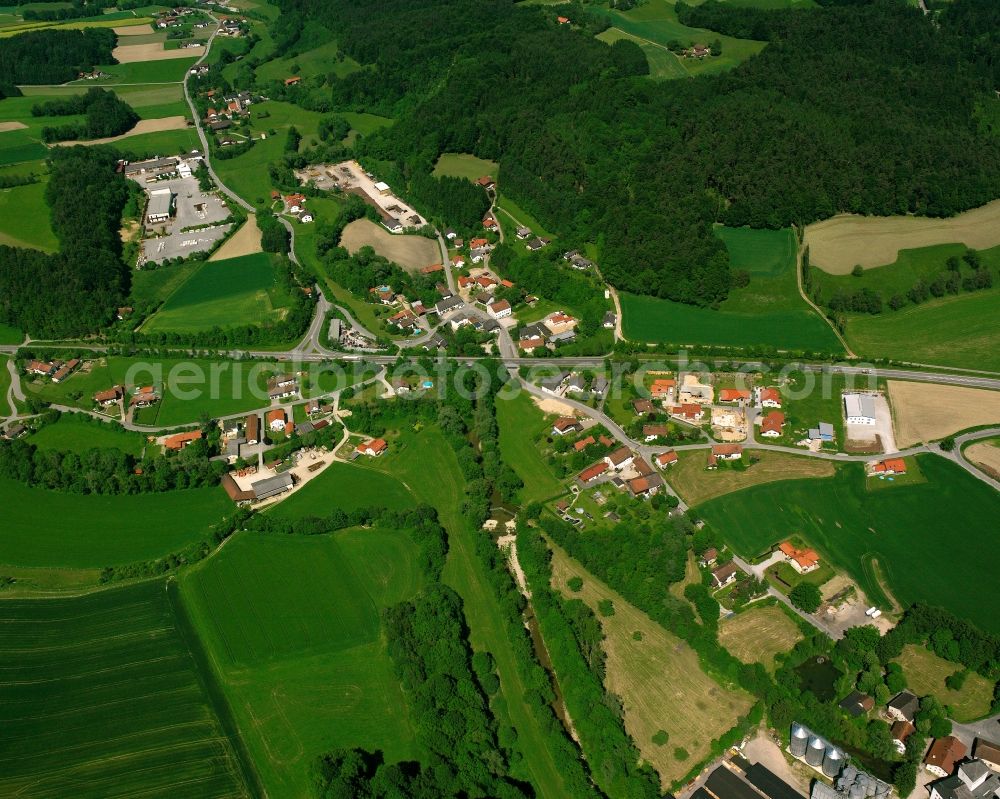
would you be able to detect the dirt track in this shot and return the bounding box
[52,116,188,146]
[339,218,439,272]
[112,42,205,62]
[804,200,1000,273]
[888,380,1000,447]
[210,215,262,261]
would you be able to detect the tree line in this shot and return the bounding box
[276,0,1000,308]
[35,88,139,143]
[0,28,117,85]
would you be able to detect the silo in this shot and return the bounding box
[807,736,826,767]
[842,766,858,783]
[865,781,876,798]
[849,785,865,799]
[791,724,810,758]
[823,747,844,778]
[875,784,890,798]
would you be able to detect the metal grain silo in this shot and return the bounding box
[791,724,809,758]
[876,784,890,798]
[849,785,865,799]
[823,747,844,778]
[807,736,826,767]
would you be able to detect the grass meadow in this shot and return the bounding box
[141,253,296,334]
[550,539,754,787]
[129,259,202,307]
[73,57,198,84]
[29,414,145,454]
[591,0,767,78]
[622,227,842,352]
[255,37,362,83]
[0,580,248,799]
[496,392,567,504]
[432,152,498,181]
[0,354,11,415]
[0,180,57,250]
[180,530,424,797]
[0,321,22,344]
[268,461,417,519]
[894,644,995,722]
[718,603,804,672]
[696,456,1000,633]
[0,477,231,567]
[596,27,689,79]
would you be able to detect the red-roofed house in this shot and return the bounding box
[489,299,512,319]
[574,435,595,452]
[164,429,202,451]
[552,416,582,436]
[578,461,608,483]
[470,237,489,249]
[757,387,782,408]
[94,385,125,406]
[655,451,678,469]
[759,411,785,438]
[778,541,820,574]
[925,736,966,778]
[557,15,570,24]
[267,408,286,432]
[650,378,676,400]
[519,336,546,352]
[719,388,751,403]
[357,438,388,457]
[475,176,495,190]
[712,443,743,460]
[284,76,301,86]
[421,263,444,275]
[670,403,705,422]
[873,458,907,476]
[452,255,466,268]
[482,216,498,231]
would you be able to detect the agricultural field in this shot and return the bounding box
[21,82,191,121]
[209,215,262,261]
[0,580,249,799]
[0,127,47,166]
[112,41,204,63]
[664,449,834,506]
[0,476,232,567]
[72,57,199,84]
[696,456,1000,634]
[591,0,767,78]
[432,151,499,181]
[496,392,566,504]
[141,253,297,335]
[596,27,688,79]
[550,540,754,787]
[622,227,842,352]
[180,530,423,797]
[0,180,57,250]
[887,381,1000,448]
[0,11,150,38]
[0,321,22,344]
[268,461,416,519]
[965,438,1000,479]
[718,603,803,672]
[51,115,189,147]
[129,260,203,307]
[804,201,1000,273]
[29,414,145,455]
[894,645,995,723]
[339,218,441,272]
[114,126,201,158]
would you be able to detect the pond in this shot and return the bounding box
[794,655,842,702]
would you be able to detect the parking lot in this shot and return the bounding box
[139,175,232,263]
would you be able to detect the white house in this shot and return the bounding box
[844,393,877,425]
[488,300,512,319]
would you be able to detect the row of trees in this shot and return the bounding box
[36,88,139,143]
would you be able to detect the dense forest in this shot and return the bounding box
[35,88,139,143]
[0,147,129,337]
[0,28,116,85]
[276,0,1000,306]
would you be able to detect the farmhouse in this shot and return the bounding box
[711,444,743,466]
[451,255,465,268]
[93,385,125,406]
[930,760,1000,799]
[892,721,915,755]
[844,393,877,425]
[284,76,301,86]
[975,739,1000,773]
[760,411,786,438]
[552,416,582,436]
[779,541,820,573]
[655,451,678,468]
[245,414,260,445]
[873,458,907,476]
[887,691,920,724]
[267,409,286,432]
[164,430,202,451]
[711,562,740,589]
[251,472,294,501]
[925,736,967,778]
[605,447,634,470]
[357,438,388,457]
[719,389,751,403]
[482,215,498,231]
[26,360,57,377]
[475,176,495,190]
[643,424,669,442]
[221,473,255,506]
[146,189,174,224]
[757,387,782,408]
[578,461,609,483]
[671,403,705,422]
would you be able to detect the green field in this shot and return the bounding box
[29,414,145,454]
[129,260,203,307]
[895,644,995,723]
[697,455,1000,633]
[255,37,362,82]
[809,243,1000,370]
[432,151,499,181]
[24,355,290,426]
[0,128,47,166]
[592,0,767,78]
[622,227,842,352]
[0,477,232,567]
[0,580,248,799]
[74,57,198,84]
[180,530,423,797]
[0,321,22,344]
[142,253,296,334]
[0,181,57,250]
[116,127,201,158]
[596,27,689,79]
[496,392,566,504]
[20,82,189,119]
[269,460,416,519]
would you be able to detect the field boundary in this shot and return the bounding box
[795,230,854,356]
